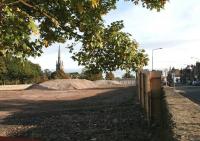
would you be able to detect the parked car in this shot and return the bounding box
[192,80,200,86]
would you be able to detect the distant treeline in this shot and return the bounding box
[0,56,136,85]
[0,55,42,85]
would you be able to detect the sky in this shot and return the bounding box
[29,0,200,77]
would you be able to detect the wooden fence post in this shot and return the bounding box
[136,71,141,101]
[143,71,151,124]
[137,70,162,124]
[140,71,145,108]
[150,71,162,123]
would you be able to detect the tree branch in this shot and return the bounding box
[18,0,60,27]
[1,1,20,7]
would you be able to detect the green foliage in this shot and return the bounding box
[122,71,135,79]
[0,0,167,58]
[0,0,166,76]
[41,69,52,81]
[72,21,149,73]
[105,72,115,80]
[80,68,103,81]
[51,70,70,79]
[0,55,42,84]
[0,57,7,83]
[69,72,80,79]
[0,5,43,58]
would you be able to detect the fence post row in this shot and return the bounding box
[137,70,162,124]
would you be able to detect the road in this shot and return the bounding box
[175,85,200,104]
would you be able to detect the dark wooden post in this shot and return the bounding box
[136,70,141,101]
[140,71,145,108]
[143,71,151,124]
[150,71,162,123]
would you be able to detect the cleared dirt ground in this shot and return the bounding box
[0,87,152,141]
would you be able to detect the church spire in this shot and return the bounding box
[56,46,64,71]
[58,45,61,63]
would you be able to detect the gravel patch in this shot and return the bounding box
[0,87,154,141]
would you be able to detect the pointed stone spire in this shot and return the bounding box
[56,45,64,71]
[58,45,61,63]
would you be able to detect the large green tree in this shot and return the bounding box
[1,0,167,55]
[72,21,148,73]
[1,0,167,71]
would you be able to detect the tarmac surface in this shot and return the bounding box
[175,85,200,104]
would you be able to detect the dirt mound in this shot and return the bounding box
[94,80,122,87]
[29,79,97,90]
[28,79,124,90]
[26,84,54,90]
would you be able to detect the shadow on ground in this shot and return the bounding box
[160,87,178,141]
[0,86,176,141]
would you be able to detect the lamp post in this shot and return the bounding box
[152,48,162,71]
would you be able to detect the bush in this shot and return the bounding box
[105,72,115,80]
[51,70,70,79]
[80,68,103,81]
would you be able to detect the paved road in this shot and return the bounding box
[175,85,200,103]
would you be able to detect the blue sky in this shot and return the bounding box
[29,0,200,76]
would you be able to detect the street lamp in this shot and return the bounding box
[152,48,162,71]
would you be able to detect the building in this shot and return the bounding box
[196,62,200,80]
[168,67,181,84]
[180,65,193,84]
[180,62,200,84]
[56,46,64,71]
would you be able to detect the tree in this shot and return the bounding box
[72,21,149,73]
[5,56,22,83]
[51,70,70,79]
[44,69,52,77]
[1,55,42,84]
[80,68,103,81]
[28,63,42,83]
[0,56,7,84]
[105,72,115,80]
[42,69,52,81]
[167,73,173,86]
[1,0,167,57]
[69,72,80,79]
[122,71,135,79]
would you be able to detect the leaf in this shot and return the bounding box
[43,40,48,47]
[77,3,84,14]
[91,0,100,8]
[0,0,167,58]
[28,20,39,35]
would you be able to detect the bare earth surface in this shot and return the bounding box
[0,85,32,91]
[164,87,200,141]
[0,86,152,141]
